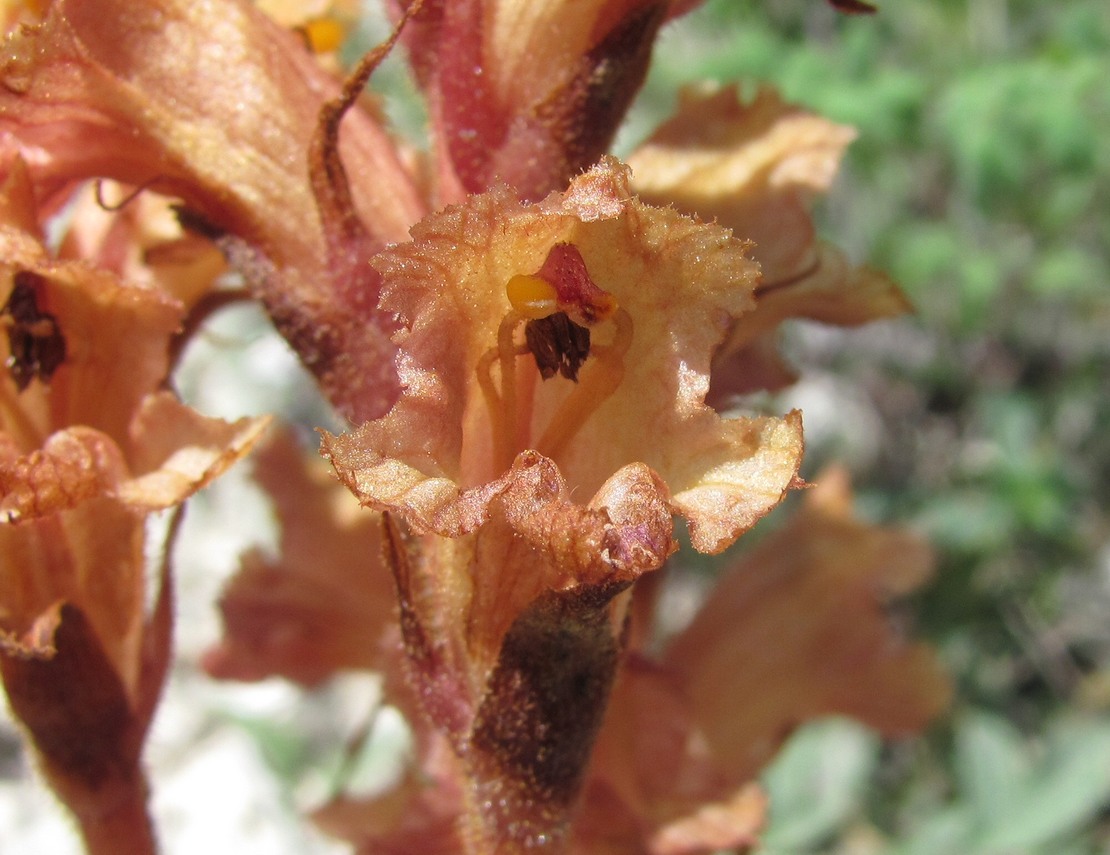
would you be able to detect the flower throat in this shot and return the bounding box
[478,242,632,471]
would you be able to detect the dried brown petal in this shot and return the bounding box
[664,469,951,778]
[203,429,392,686]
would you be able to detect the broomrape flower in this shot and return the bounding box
[320,157,804,849]
[1,0,947,852]
[0,160,267,852]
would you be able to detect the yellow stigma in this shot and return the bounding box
[303,17,347,53]
[506,274,558,319]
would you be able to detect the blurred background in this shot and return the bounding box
[3,0,1109,852]
[638,1,1110,852]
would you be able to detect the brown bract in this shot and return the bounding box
[627,85,911,400]
[0,0,427,421]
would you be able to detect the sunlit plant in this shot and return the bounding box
[0,0,948,852]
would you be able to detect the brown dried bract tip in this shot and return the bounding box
[826,0,877,13]
[3,271,67,390]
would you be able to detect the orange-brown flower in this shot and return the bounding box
[321,157,804,850]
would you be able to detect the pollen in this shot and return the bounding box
[506,274,558,319]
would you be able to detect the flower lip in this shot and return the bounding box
[325,159,803,557]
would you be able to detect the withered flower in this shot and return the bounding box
[321,157,804,850]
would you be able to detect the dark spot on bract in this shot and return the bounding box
[3,271,67,391]
[525,312,590,381]
[469,582,628,839]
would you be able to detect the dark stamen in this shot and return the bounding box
[3,271,67,390]
[525,312,591,381]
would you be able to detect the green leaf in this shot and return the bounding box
[758,718,881,851]
[978,718,1110,852]
[953,711,1029,826]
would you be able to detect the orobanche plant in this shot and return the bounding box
[0,0,949,852]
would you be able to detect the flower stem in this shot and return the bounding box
[74,777,158,855]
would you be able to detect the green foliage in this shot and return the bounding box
[893,713,1110,855]
[757,718,881,853]
[753,713,1110,855]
